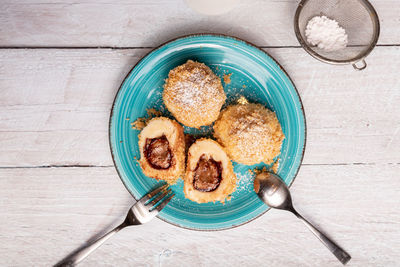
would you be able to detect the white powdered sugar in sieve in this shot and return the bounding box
[305,15,348,52]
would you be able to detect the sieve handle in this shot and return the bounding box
[352,59,367,70]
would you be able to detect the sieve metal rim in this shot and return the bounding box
[294,0,380,66]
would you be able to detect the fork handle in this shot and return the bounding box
[291,208,351,265]
[54,221,128,267]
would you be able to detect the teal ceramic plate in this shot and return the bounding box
[109,34,306,231]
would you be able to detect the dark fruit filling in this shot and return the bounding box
[193,154,222,192]
[144,135,172,169]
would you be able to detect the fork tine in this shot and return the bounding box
[155,193,175,212]
[140,184,168,203]
[148,188,172,207]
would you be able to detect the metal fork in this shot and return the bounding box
[55,184,174,267]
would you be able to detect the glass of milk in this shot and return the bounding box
[185,0,241,15]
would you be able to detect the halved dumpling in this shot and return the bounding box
[184,139,236,203]
[138,117,185,184]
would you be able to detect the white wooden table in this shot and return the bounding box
[1,1,399,266]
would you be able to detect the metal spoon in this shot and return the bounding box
[255,172,351,265]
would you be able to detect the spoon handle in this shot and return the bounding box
[292,209,351,265]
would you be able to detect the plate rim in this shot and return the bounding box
[108,33,307,231]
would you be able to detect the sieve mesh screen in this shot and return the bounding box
[295,0,379,63]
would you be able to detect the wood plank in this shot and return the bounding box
[0,49,147,166]
[1,47,399,166]
[0,0,398,47]
[0,164,398,266]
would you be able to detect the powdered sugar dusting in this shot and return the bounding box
[235,170,254,194]
[214,103,285,165]
[163,60,226,127]
[305,15,348,52]
[173,70,218,109]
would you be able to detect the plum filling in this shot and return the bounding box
[144,135,172,169]
[193,154,222,192]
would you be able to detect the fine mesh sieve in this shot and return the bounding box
[294,0,380,70]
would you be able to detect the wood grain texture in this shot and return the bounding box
[0,0,399,47]
[1,47,399,167]
[0,164,399,266]
[1,1,399,266]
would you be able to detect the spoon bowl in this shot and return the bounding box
[256,172,293,210]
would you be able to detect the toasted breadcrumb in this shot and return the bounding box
[271,159,280,173]
[237,95,249,105]
[131,108,163,130]
[223,73,232,84]
[146,108,162,117]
